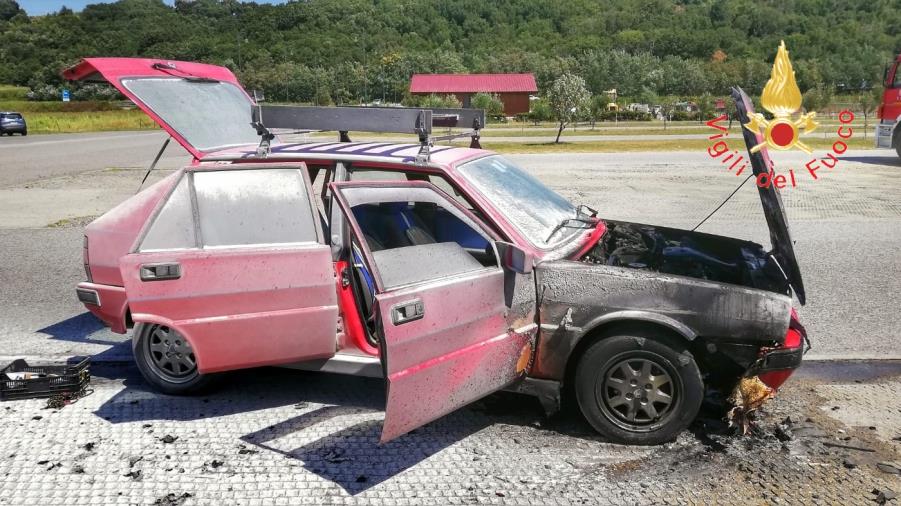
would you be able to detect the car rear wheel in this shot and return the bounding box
[574,331,703,445]
[133,323,216,395]
[21,130,26,136]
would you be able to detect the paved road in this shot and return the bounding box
[0,131,190,187]
[0,133,899,363]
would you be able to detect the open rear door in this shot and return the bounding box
[63,58,260,159]
[120,163,338,373]
[330,181,538,442]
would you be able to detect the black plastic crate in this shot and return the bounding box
[1,358,90,401]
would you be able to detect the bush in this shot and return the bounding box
[669,111,696,121]
[26,83,122,102]
[527,98,553,124]
[597,110,652,121]
[403,93,462,109]
[471,92,504,117]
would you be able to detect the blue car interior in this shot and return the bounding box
[349,201,491,324]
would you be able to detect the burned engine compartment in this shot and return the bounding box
[581,220,791,296]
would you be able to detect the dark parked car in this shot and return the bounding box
[0,112,27,136]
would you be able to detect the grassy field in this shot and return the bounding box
[0,97,158,134]
[21,110,158,134]
[454,135,874,154]
[0,85,28,101]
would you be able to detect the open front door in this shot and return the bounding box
[120,163,338,374]
[330,181,538,442]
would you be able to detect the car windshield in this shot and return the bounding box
[457,155,582,249]
[120,77,260,152]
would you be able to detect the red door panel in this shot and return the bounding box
[329,181,537,443]
[376,270,533,442]
[121,245,338,373]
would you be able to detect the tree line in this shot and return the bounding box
[0,0,898,105]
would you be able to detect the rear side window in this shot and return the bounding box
[193,169,318,247]
[139,168,318,251]
[140,176,196,251]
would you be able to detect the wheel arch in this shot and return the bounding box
[561,313,698,392]
[130,315,204,371]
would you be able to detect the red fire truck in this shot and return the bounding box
[876,54,901,156]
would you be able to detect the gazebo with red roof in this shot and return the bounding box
[409,73,538,116]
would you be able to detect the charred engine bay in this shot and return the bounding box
[581,220,790,296]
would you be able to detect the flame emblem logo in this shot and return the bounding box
[744,41,819,153]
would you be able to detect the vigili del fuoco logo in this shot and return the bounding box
[706,41,855,189]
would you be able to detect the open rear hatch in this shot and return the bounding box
[732,87,806,304]
[63,58,260,159]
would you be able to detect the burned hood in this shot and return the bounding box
[731,87,805,305]
[63,58,260,159]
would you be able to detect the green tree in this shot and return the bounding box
[548,73,590,143]
[471,92,504,117]
[527,98,552,125]
[588,95,606,129]
[802,84,833,114]
[859,87,882,139]
[0,0,23,21]
[313,86,333,106]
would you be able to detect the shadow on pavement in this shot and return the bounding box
[94,368,385,423]
[91,366,590,494]
[238,404,488,494]
[36,312,132,365]
[840,155,901,167]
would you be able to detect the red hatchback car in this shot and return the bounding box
[70,58,807,445]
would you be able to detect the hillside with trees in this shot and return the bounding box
[0,0,899,105]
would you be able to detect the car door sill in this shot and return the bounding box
[281,352,383,378]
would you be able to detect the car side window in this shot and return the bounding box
[193,169,318,247]
[140,175,195,251]
[139,168,319,251]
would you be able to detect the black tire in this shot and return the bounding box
[133,323,218,395]
[21,130,26,136]
[574,330,703,445]
[893,128,901,159]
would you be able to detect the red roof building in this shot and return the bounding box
[409,73,538,116]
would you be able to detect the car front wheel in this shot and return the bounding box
[133,323,216,395]
[574,331,703,445]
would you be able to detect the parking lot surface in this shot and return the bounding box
[1,364,900,505]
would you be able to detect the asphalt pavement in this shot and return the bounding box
[0,131,190,187]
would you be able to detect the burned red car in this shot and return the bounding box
[70,58,807,445]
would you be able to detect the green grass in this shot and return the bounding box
[24,110,157,134]
[463,135,875,154]
[0,85,28,101]
[0,100,123,112]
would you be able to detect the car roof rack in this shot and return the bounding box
[251,104,485,163]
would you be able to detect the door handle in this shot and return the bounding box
[140,262,181,281]
[391,299,424,325]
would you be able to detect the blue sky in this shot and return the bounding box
[19,1,289,16]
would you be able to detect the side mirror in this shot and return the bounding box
[495,241,534,274]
